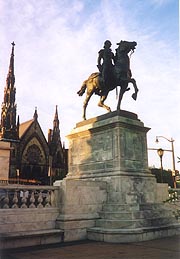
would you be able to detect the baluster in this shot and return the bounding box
[45,191,51,207]
[37,190,43,208]
[20,190,28,208]
[3,190,9,209]
[12,190,19,208]
[29,191,36,208]
[50,189,56,207]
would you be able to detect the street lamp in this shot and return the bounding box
[156,136,176,188]
[157,148,164,183]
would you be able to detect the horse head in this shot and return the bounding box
[116,40,137,54]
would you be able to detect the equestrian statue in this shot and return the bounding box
[77,40,138,120]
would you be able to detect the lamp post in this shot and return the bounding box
[156,136,176,188]
[157,148,164,183]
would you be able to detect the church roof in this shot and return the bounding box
[19,119,33,138]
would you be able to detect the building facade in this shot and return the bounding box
[0,42,67,185]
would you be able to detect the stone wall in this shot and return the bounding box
[0,185,63,249]
[156,183,169,202]
[54,179,107,241]
[0,141,10,180]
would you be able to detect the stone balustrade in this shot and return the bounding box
[0,184,63,249]
[0,185,58,209]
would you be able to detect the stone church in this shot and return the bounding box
[0,42,68,185]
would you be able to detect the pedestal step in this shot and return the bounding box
[99,209,173,220]
[102,203,166,212]
[87,201,179,242]
[87,224,180,243]
[97,202,175,228]
[95,216,175,229]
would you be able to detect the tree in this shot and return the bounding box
[150,167,174,187]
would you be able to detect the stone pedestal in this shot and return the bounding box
[56,111,179,242]
[67,110,150,179]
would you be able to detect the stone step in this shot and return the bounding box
[99,211,143,220]
[139,203,166,210]
[0,229,64,249]
[100,208,173,220]
[95,216,175,229]
[102,203,140,212]
[95,219,141,229]
[102,203,167,212]
[141,209,173,218]
[87,223,180,243]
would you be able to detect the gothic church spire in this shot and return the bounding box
[53,105,60,132]
[0,42,19,140]
[48,105,62,153]
[7,41,15,89]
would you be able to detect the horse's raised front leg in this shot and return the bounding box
[83,91,93,120]
[98,94,111,112]
[129,78,138,100]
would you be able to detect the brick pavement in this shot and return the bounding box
[2,235,180,259]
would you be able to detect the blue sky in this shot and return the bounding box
[0,0,179,170]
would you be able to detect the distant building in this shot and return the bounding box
[0,42,68,185]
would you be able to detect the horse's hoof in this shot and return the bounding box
[132,93,137,100]
[77,90,83,96]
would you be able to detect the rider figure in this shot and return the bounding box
[97,40,115,93]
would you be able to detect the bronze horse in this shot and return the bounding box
[77,41,138,120]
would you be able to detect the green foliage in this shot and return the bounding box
[164,189,180,220]
[150,168,174,187]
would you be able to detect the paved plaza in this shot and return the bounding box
[2,235,180,259]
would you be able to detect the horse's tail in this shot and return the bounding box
[77,80,87,96]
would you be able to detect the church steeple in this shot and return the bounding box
[53,105,60,133]
[48,106,67,180]
[48,105,62,153]
[0,42,19,140]
[7,41,15,89]
[33,107,38,121]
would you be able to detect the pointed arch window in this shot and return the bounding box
[26,144,41,164]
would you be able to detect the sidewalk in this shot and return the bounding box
[2,235,180,259]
